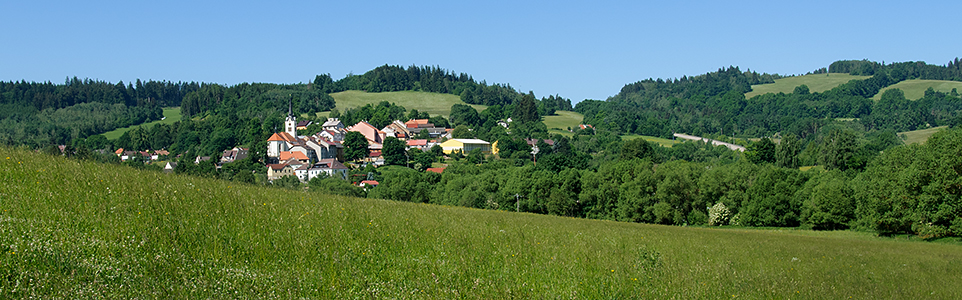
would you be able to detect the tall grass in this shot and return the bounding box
[2,146,960,298]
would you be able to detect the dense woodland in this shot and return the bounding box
[3,59,962,239]
[576,60,962,138]
[0,78,196,145]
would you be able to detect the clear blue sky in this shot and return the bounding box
[2,1,960,103]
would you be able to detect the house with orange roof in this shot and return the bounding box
[347,121,386,145]
[279,151,310,164]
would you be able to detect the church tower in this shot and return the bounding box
[285,97,297,137]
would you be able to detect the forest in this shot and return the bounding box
[3,59,962,239]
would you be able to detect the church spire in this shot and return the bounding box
[288,96,293,117]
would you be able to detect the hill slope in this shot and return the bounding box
[543,110,584,136]
[745,73,871,98]
[2,148,961,298]
[102,107,183,140]
[872,79,962,100]
[326,90,487,118]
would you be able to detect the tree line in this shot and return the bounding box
[576,60,962,138]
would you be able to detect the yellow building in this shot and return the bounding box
[440,138,491,154]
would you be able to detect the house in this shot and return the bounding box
[579,124,595,130]
[319,129,345,142]
[194,156,212,164]
[322,118,345,131]
[220,147,249,164]
[439,139,491,154]
[296,120,312,131]
[347,121,386,145]
[307,158,350,180]
[382,120,411,140]
[279,151,310,165]
[404,119,434,128]
[293,164,310,182]
[163,162,177,173]
[426,167,445,174]
[359,180,379,187]
[154,150,170,160]
[406,139,428,150]
[267,164,295,181]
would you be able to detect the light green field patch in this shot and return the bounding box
[3,147,961,298]
[899,125,948,145]
[329,90,486,118]
[622,134,681,147]
[745,73,871,98]
[872,79,962,100]
[542,111,584,131]
[103,107,182,140]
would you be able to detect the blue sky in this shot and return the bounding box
[2,1,960,103]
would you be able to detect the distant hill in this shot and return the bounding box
[745,73,871,98]
[872,79,962,101]
[325,90,486,118]
[4,147,962,298]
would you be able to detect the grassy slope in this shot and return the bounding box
[745,74,871,98]
[102,107,183,140]
[543,111,584,137]
[2,148,961,298]
[326,90,487,118]
[900,125,949,145]
[872,79,962,100]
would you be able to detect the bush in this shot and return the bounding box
[708,202,731,226]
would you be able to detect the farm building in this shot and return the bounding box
[439,139,491,154]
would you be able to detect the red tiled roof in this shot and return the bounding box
[360,180,379,186]
[279,151,309,161]
[426,167,445,174]
[406,139,428,146]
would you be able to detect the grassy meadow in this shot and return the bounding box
[325,91,487,118]
[899,125,949,145]
[543,111,584,137]
[872,79,962,100]
[2,147,961,298]
[102,107,183,140]
[745,73,870,98]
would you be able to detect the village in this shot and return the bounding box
[110,106,512,187]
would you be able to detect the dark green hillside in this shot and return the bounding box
[2,147,962,298]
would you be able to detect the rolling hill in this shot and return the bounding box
[3,147,960,298]
[745,73,871,98]
[872,79,962,100]
[324,90,487,118]
[102,107,183,140]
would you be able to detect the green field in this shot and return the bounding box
[745,73,871,98]
[872,79,962,100]
[543,110,584,137]
[102,107,182,140]
[3,147,961,298]
[622,134,681,147]
[325,90,487,118]
[900,126,949,145]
